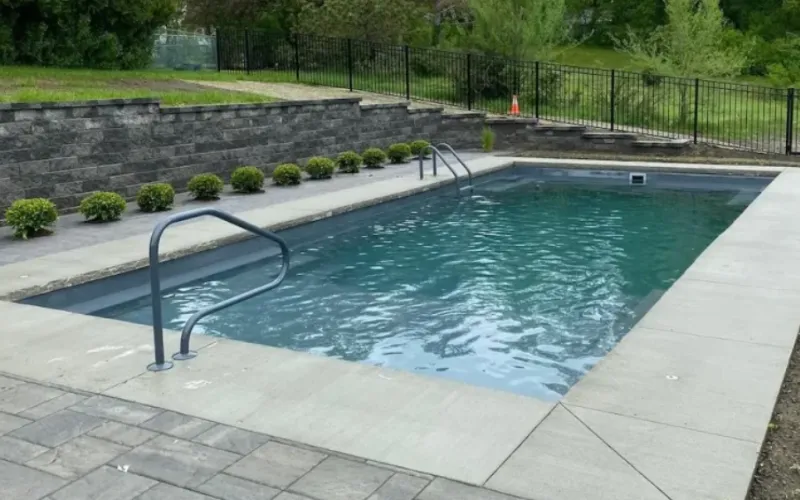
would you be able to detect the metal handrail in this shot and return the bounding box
[436,143,473,187]
[418,146,463,194]
[146,207,291,372]
[417,145,473,194]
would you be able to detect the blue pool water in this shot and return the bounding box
[101,178,747,400]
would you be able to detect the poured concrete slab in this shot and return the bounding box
[105,338,554,484]
[0,301,215,393]
[485,405,668,500]
[564,326,789,442]
[637,279,800,347]
[684,241,800,291]
[568,406,759,500]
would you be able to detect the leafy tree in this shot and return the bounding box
[615,0,748,124]
[460,0,571,61]
[296,0,427,44]
[566,0,661,46]
[0,0,179,68]
[614,0,747,79]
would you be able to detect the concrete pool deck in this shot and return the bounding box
[0,156,796,500]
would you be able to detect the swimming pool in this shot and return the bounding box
[76,168,764,401]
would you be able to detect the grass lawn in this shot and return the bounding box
[0,66,278,105]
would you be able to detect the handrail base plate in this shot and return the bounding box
[147,361,174,372]
[173,351,198,361]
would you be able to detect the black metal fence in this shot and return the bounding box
[217,29,799,155]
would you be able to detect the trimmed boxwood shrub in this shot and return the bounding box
[305,157,336,180]
[5,198,58,239]
[410,140,432,158]
[273,163,303,186]
[336,151,362,173]
[231,166,265,193]
[362,147,387,168]
[386,143,412,164]
[79,192,126,222]
[136,183,175,213]
[187,173,224,200]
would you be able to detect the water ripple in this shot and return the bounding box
[105,182,744,401]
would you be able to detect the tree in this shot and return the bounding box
[296,0,427,44]
[565,0,661,46]
[614,0,747,79]
[460,0,571,61]
[0,0,179,68]
[615,0,747,125]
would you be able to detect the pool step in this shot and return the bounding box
[630,289,665,328]
[727,190,760,206]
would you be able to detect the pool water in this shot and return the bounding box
[101,180,747,400]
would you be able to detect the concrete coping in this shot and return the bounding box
[442,111,487,119]
[485,117,539,125]
[0,97,160,110]
[535,124,587,131]
[360,102,411,110]
[408,107,446,114]
[159,97,362,114]
[582,131,639,139]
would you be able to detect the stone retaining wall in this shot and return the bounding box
[0,97,788,214]
[0,98,455,213]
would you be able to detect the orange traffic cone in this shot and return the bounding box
[509,95,520,116]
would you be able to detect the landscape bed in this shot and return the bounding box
[22,165,773,401]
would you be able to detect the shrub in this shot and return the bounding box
[273,163,303,186]
[136,183,175,213]
[79,192,126,222]
[231,166,265,193]
[386,143,412,164]
[362,147,387,168]
[4,198,58,239]
[481,127,496,152]
[305,157,336,179]
[336,151,362,173]
[187,173,224,200]
[410,140,432,158]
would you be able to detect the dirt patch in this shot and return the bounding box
[747,333,800,500]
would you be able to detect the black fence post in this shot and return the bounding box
[294,34,300,81]
[347,39,354,92]
[215,30,222,72]
[466,54,473,110]
[404,45,411,101]
[609,69,616,131]
[693,79,700,144]
[244,30,250,74]
[786,88,795,155]
[535,61,540,119]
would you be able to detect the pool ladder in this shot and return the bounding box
[419,143,474,195]
[146,207,291,372]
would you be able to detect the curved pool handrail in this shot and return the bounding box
[146,207,290,372]
[418,144,474,195]
[436,142,474,187]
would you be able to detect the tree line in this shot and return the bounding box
[2,0,800,85]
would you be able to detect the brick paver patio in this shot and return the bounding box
[0,373,522,500]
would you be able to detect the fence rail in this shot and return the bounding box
[215,29,799,156]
